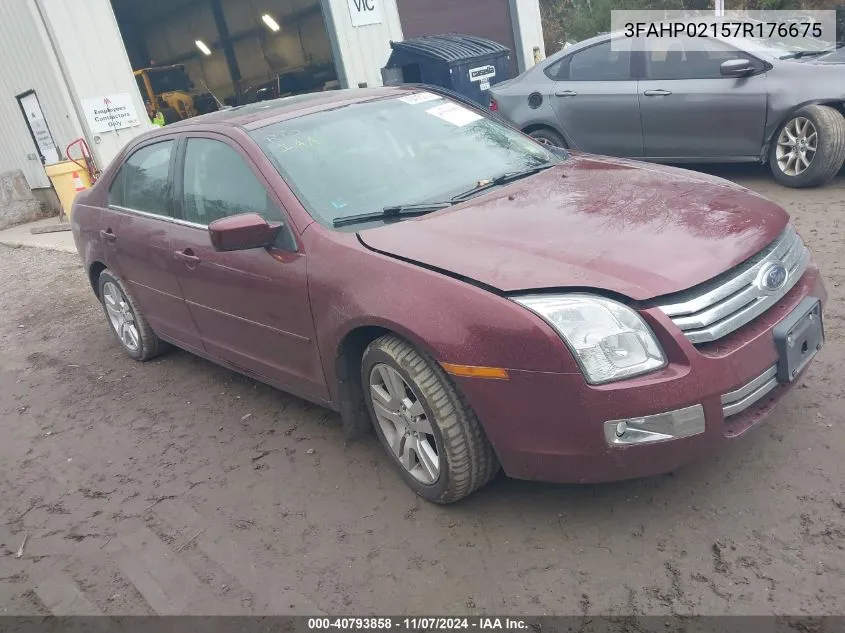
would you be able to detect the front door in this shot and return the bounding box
[638,37,768,159]
[169,134,327,401]
[546,37,643,156]
[105,139,203,352]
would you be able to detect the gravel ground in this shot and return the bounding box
[0,165,843,617]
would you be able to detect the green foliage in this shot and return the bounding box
[542,0,694,49]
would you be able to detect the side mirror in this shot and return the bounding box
[720,58,753,77]
[208,213,281,251]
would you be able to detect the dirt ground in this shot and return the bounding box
[1,165,844,617]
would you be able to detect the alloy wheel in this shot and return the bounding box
[102,281,140,353]
[776,117,817,177]
[369,363,440,485]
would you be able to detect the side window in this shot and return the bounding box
[568,39,632,81]
[544,57,568,81]
[645,37,750,80]
[108,141,173,215]
[181,138,285,226]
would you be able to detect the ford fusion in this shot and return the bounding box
[71,87,826,503]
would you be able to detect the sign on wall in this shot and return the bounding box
[81,93,141,134]
[348,0,382,26]
[17,92,59,165]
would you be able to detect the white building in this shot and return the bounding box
[0,0,545,210]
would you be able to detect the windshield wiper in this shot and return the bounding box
[450,163,556,204]
[331,163,556,227]
[781,48,835,59]
[332,202,452,228]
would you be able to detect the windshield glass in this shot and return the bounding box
[250,92,559,227]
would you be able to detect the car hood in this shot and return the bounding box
[357,154,789,300]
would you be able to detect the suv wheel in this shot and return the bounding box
[361,334,499,503]
[770,105,845,188]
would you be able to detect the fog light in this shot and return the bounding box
[604,405,705,446]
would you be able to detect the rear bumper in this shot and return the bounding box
[456,264,827,484]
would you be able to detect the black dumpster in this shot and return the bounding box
[381,34,511,105]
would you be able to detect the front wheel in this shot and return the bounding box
[361,335,499,503]
[770,105,845,188]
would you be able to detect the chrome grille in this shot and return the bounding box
[721,364,778,418]
[655,226,809,344]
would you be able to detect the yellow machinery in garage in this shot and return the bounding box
[134,64,198,123]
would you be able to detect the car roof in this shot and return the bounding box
[165,86,418,131]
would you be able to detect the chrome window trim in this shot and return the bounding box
[655,226,809,344]
[109,204,207,230]
[721,364,779,418]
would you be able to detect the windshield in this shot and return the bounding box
[250,92,559,227]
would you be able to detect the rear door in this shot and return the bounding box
[168,133,327,402]
[106,138,203,352]
[545,37,643,156]
[638,37,768,159]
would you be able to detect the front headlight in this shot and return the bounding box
[513,294,667,384]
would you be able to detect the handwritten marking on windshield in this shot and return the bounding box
[265,132,321,153]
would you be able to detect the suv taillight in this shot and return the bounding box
[489,98,498,111]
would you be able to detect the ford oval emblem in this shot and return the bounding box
[758,262,788,293]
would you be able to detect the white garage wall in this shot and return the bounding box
[0,0,85,188]
[35,0,153,170]
[320,0,403,88]
[510,0,546,72]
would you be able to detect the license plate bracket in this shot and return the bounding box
[773,297,824,383]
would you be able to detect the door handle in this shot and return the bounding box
[555,90,578,97]
[100,229,116,242]
[174,249,201,265]
[643,89,672,96]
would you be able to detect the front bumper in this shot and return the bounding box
[455,264,827,484]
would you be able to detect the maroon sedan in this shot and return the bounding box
[71,87,826,503]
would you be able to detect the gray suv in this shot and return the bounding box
[489,31,845,187]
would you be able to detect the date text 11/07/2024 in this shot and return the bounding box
[307,618,530,630]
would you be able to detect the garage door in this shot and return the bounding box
[396,0,518,77]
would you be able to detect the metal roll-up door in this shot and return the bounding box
[395,0,518,76]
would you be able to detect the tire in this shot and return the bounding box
[527,127,567,148]
[361,334,499,503]
[769,105,845,188]
[98,270,168,361]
